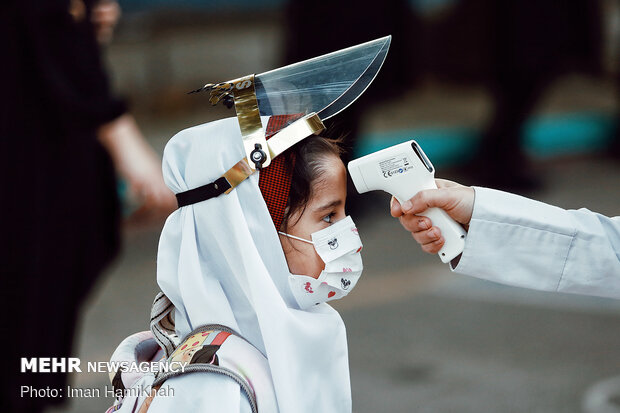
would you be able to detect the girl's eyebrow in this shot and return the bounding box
[314,199,342,212]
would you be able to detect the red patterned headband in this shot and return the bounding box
[258,114,304,230]
[175,114,305,230]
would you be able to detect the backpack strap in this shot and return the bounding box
[138,324,259,413]
[149,292,178,358]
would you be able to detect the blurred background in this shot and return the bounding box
[51,0,619,411]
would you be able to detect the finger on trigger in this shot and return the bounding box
[423,237,444,254]
[412,227,439,245]
[390,196,403,217]
[428,227,440,240]
[417,217,429,230]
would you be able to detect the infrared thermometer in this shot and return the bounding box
[348,140,466,263]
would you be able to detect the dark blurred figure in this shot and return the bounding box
[431,0,604,191]
[287,1,606,194]
[285,0,419,153]
[284,0,419,213]
[0,1,174,411]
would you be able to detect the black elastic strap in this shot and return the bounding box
[176,177,231,208]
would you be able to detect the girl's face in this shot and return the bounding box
[279,154,347,279]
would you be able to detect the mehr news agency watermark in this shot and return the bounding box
[19,357,187,399]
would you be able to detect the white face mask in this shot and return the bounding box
[279,216,363,309]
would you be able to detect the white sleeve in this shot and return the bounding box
[148,373,253,413]
[452,187,620,299]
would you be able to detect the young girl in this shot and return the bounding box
[108,114,363,413]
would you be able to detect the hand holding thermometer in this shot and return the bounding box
[347,140,467,263]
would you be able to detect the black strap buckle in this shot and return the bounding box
[175,177,231,208]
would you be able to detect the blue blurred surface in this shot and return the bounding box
[356,111,616,167]
[120,0,459,14]
[119,0,283,13]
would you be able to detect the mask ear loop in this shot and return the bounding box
[278,231,314,245]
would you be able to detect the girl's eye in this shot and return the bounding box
[322,213,335,223]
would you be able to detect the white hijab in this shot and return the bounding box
[157,117,351,412]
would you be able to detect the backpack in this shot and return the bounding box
[106,294,277,412]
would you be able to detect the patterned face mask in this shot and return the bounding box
[279,216,363,309]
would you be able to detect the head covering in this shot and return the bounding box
[157,116,351,412]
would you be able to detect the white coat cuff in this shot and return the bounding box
[450,187,574,292]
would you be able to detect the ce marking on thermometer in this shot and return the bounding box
[348,140,466,263]
[380,155,414,178]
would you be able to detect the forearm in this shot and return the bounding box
[97,113,157,171]
[452,187,620,299]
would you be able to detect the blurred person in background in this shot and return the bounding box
[430,0,605,191]
[473,0,604,191]
[287,0,608,193]
[0,0,174,412]
[285,0,417,150]
[284,0,418,213]
[88,0,177,222]
[390,180,620,298]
